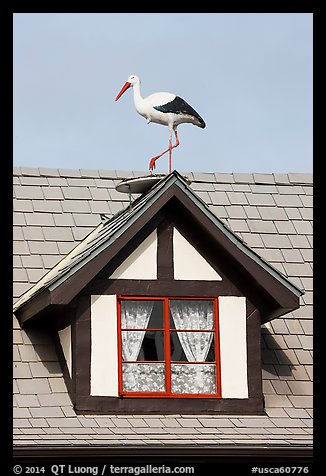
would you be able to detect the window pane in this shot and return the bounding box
[121,300,155,329]
[170,300,214,330]
[122,331,164,361]
[138,331,164,361]
[122,363,165,392]
[147,301,164,329]
[170,331,187,361]
[171,332,215,362]
[171,363,216,394]
[205,336,215,362]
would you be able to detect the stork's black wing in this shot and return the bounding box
[153,96,206,128]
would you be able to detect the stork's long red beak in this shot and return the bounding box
[115,81,131,101]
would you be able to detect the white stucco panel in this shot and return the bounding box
[90,294,119,397]
[58,325,72,377]
[219,296,248,398]
[173,228,222,280]
[110,230,157,279]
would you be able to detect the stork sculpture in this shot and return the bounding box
[115,75,206,172]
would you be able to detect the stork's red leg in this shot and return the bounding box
[173,128,180,148]
[168,146,172,174]
[149,128,180,171]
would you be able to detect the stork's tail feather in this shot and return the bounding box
[198,117,206,128]
[192,115,206,128]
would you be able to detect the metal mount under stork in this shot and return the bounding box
[115,174,166,208]
[115,173,191,208]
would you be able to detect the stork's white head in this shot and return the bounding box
[115,75,140,101]
[127,75,140,86]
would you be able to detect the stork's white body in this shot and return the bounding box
[115,75,206,171]
[132,85,175,126]
[132,84,201,128]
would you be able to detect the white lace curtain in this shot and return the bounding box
[170,300,216,394]
[121,300,154,361]
[121,299,216,394]
[169,300,214,362]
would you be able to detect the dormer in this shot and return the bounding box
[14,171,302,414]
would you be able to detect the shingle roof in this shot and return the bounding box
[13,167,313,447]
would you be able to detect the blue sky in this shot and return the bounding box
[13,13,313,174]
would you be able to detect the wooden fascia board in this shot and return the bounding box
[263,307,299,323]
[171,184,301,314]
[14,288,51,327]
[14,182,177,323]
[175,180,302,296]
[49,185,178,306]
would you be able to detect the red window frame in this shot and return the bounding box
[117,296,222,398]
